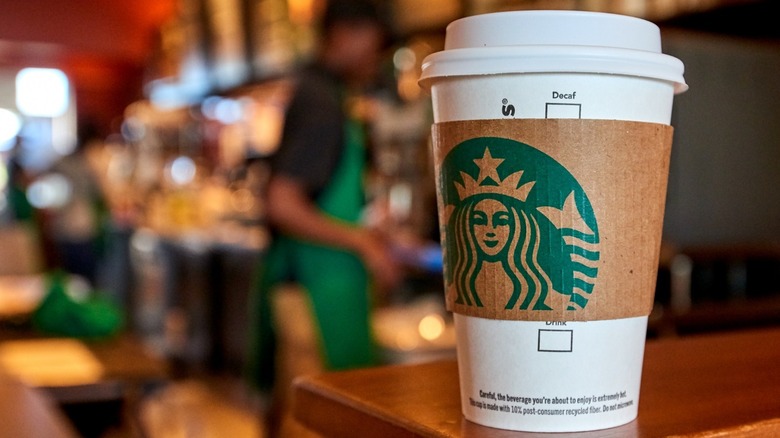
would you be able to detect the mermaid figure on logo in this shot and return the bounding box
[442,144,600,311]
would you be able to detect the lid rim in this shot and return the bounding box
[419,46,687,94]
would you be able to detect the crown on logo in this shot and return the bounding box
[455,147,535,202]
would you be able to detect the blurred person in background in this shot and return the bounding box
[43,122,109,286]
[248,0,402,435]
[0,138,47,277]
[6,137,37,225]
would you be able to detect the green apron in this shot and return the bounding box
[249,119,375,391]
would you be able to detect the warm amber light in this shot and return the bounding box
[418,314,445,341]
[288,0,318,25]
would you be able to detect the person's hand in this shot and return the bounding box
[354,230,404,296]
[265,176,404,294]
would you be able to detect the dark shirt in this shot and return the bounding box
[270,64,346,199]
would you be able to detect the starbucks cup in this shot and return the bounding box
[419,11,686,432]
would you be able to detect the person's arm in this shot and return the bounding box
[265,174,402,293]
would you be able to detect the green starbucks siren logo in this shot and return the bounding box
[440,137,600,311]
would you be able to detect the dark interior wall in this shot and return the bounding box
[661,29,780,247]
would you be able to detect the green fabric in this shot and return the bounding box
[9,182,35,222]
[248,119,375,391]
[32,271,124,339]
[297,118,374,368]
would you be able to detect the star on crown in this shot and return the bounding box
[455,147,535,201]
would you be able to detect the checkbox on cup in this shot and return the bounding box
[546,103,582,119]
[538,329,574,352]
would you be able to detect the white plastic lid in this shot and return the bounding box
[420,10,687,93]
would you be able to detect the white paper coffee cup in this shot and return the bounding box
[420,10,686,432]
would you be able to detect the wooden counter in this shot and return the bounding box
[0,372,78,438]
[293,327,780,437]
[0,331,169,436]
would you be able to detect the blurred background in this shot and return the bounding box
[0,0,779,437]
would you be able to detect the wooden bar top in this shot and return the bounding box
[0,372,78,438]
[293,327,780,437]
